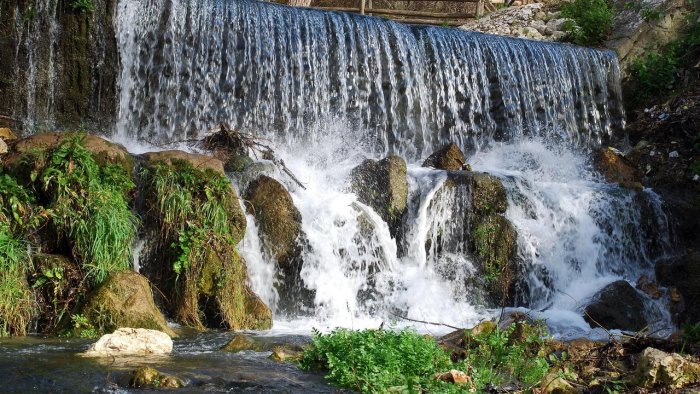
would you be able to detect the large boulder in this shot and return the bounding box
[634,347,700,389]
[656,251,700,324]
[245,175,313,313]
[422,143,466,171]
[81,271,175,337]
[139,151,271,330]
[583,280,647,331]
[83,327,173,356]
[350,155,408,238]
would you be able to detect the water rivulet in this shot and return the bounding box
[110,0,675,337]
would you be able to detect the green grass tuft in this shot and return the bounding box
[0,221,35,337]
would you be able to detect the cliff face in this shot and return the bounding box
[0,0,119,133]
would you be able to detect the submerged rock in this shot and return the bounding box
[422,143,466,171]
[221,334,260,353]
[130,366,184,388]
[84,327,173,356]
[82,271,175,337]
[634,347,700,389]
[350,155,408,238]
[583,280,647,331]
[269,344,304,362]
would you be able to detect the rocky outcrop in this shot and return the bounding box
[245,175,312,314]
[139,151,271,330]
[422,143,466,171]
[595,147,643,190]
[0,1,119,132]
[584,280,647,331]
[81,271,175,337]
[350,155,408,238]
[634,347,700,389]
[83,327,173,356]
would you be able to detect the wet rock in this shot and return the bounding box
[230,158,277,194]
[470,320,497,336]
[583,280,647,331]
[634,347,700,389]
[422,143,466,171]
[83,327,173,356]
[245,175,312,313]
[636,275,661,299]
[82,271,175,337]
[350,155,408,238]
[221,334,260,352]
[269,344,304,362]
[657,251,700,324]
[595,147,643,190]
[130,366,184,388]
[471,213,518,303]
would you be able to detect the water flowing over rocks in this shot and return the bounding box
[583,280,648,331]
[350,156,408,238]
[422,143,467,171]
[83,327,173,357]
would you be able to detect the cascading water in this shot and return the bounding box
[114,0,673,336]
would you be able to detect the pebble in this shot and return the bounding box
[669,151,679,158]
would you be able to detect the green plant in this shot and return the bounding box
[69,0,95,13]
[40,134,137,285]
[300,328,452,392]
[140,160,247,328]
[300,323,552,393]
[560,0,615,46]
[630,51,678,94]
[0,221,35,337]
[69,313,97,338]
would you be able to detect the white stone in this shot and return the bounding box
[669,151,679,158]
[83,327,173,356]
[0,139,7,155]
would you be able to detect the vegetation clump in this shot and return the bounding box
[68,0,95,13]
[560,0,615,46]
[300,323,551,393]
[141,158,268,330]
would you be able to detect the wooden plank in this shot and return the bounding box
[360,0,366,14]
[385,17,468,26]
[364,8,475,18]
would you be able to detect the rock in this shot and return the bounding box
[3,132,134,182]
[583,280,647,331]
[130,366,184,388]
[142,149,225,175]
[435,370,472,385]
[522,26,543,39]
[472,214,518,302]
[546,18,570,33]
[530,20,548,35]
[0,138,6,155]
[595,147,643,190]
[470,320,497,336]
[636,275,661,299]
[422,143,466,171]
[83,327,173,356]
[657,251,700,324]
[230,158,277,194]
[269,344,304,362]
[540,369,577,393]
[0,128,17,140]
[245,175,312,313]
[350,155,408,237]
[634,347,700,389]
[81,271,176,337]
[221,334,260,352]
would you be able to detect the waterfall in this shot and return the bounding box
[115,0,624,157]
[113,0,673,336]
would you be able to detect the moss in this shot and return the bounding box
[141,155,269,330]
[81,270,175,337]
[469,173,508,215]
[130,366,183,389]
[471,214,517,303]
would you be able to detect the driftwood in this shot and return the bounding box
[202,124,307,190]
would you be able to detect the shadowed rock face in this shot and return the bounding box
[584,280,647,331]
[0,0,119,132]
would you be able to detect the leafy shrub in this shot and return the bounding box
[300,323,552,393]
[0,221,35,337]
[69,0,95,13]
[41,134,137,285]
[560,0,615,46]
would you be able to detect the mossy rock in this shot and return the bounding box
[422,143,466,171]
[221,334,261,352]
[81,270,175,337]
[471,213,518,302]
[231,159,276,195]
[269,344,304,362]
[443,172,508,216]
[583,280,647,331]
[130,366,184,389]
[245,175,302,265]
[2,132,134,183]
[350,155,408,237]
[142,150,225,175]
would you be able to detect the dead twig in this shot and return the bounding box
[388,310,462,331]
